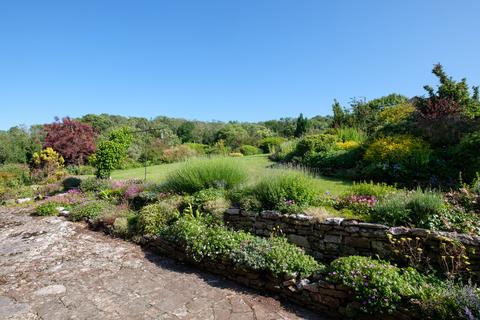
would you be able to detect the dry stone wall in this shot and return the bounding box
[224,209,480,276]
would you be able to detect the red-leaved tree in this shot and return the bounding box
[43,117,97,165]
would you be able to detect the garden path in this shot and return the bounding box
[0,207,324,320]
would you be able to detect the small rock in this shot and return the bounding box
[16,198,32,204]
[34,284,66,296]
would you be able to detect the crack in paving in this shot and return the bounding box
[0,207,326,320]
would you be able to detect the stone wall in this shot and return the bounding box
[146,236,415,320]
[224,209,480,276]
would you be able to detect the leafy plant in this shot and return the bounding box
[328,256,412,314]
[35,201,62,216]
[70,200,112,221]
[91,127,132,179]
[239,145,262,156]
[138,201,180,235]
[79,177,111,193]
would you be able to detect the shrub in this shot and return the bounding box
[253,172,318,213]
[362,135,432,182]
[343,181,396,199]
[30,147,66,183]
[191,188,230,216]
[226,187,262,212]
[160,144,198,163]
[239,145,262,156]
[70,200,112,221]
[371,192,410,226]
[294,134,337,156]
[327,256,409,314]
[454,131,480,182]
[91,127,132,179]
[371,189,446,228]
[378,103,415,125]
[163,157,248,194]
[138,201,180,235]
[258,137,286,153]
[270,139,298,162]
[36,201,62,216]
[79,177,111,193]
[65,164,95,176]
[62,177,82,190]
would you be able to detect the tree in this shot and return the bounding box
[177,121,196,143]
[294,113,309,137]
[215,124,249,149]
[419,63,480,118]
[91,127,132,179]
[43,117,97,165]
[331,99,349,128]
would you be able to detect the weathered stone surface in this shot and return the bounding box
[0,208,323,320]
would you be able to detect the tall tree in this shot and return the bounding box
[43,117,97,165]
[294,113,309,137]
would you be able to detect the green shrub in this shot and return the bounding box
[371,192,410,226]
[239,145,262,156]
[190,188,230,216]
[371,189,446,228]
[70,200,112,221]
[294,134,337,156]
[160,216,323,277]
[36,201,62,216]
[226,187,262,212]
[343,181,396,199]
[66,165,95,176]
[163,157,248,193]
[270,139,298,162]
[253,172,318,213]
[258,137,286,153]
[62,177,82,190]
[79,177,111,193]
[138,202,180,235]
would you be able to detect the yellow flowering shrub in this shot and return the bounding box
[378,103,415,125]
[30,147,65,183]
[364,135,431,166]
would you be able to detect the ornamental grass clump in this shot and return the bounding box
[253,171,319,213]
[163,157,248,194]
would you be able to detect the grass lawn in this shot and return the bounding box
[111,155,351,195]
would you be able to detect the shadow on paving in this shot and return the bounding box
[141,248,327,320]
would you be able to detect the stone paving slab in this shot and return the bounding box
[0,207,326,320]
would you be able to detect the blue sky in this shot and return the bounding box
[1,0,479,129]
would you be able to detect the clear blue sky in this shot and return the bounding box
[1,0,479,130]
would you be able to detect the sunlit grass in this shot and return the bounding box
[111,154,351,195]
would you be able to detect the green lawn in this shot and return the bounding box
[111,155,351,195]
